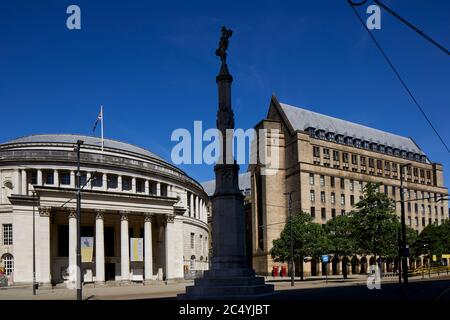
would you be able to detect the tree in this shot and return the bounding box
[271,212,329,281]
[350,182,400,267]
[412,220,450,264]
[324,215,357,279]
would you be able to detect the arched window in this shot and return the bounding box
[1,254,14,276]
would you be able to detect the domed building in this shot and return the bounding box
[0,134,210,286]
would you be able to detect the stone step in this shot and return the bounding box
[204,268,256,278]
[194,276,265,287]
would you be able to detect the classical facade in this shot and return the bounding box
[250,96,449,276]
[0,134,210,286]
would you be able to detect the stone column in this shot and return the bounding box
[144,214,153,281]
[156,182,161,196]
[21,170,27,195]
[70,171,76,188]
[54,170,59,187]
[37,169,43,186]
[132,177,136,193]
[145,180,149,195]
[68,208,77,283]
[118,175,122,191]
[37,207,52,284]
[102,173,107,191]
[189,193,194,217]
[165,214,184,280]
[120,212,130,281]
[95,210,105,283]
[86,172,92,189]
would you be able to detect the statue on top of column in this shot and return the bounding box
[215,26,233,64]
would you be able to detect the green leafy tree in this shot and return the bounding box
[350,182,400,264]
[324,215,357,279]
[412,220,450,264]
[271,212,329,281]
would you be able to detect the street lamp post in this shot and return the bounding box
[399,163,411,287]
[32,190,37,295]
[75,140,84,300]
[284,192,294,287]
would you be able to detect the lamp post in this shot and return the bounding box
[284,192,294,287]
[75,140,84,300]
[32,190,37,295]
[399,163,411,287]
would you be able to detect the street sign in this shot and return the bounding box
[322,255,329,263]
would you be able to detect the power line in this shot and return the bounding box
[347,1,450,154]
[373,0,450,55]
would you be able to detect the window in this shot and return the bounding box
[341,210,346,216]
[421,204,425,214]
[349,180,354,191]
[340,178,345,189]
[333,151,340,161]
[1,254,14,276]
[414,203,418,213]
[310,207,316,218]
[384,185,388,194]
[331,209,336,218]
[120,177,131,191]
[368,158,374,168]
[310,190,315,202]
[342,153,349,163]
[323,148,330,159]
[313,146,320,158]
[351,154,358,165]
[392,186,396,197]
[377,160,382,169]
[408,216,411,226]
[320,175,325,187]
[360,156,366,166]
[337,135,344,144]
[407,202,411,212]
[93,173,103,188]
[45,171,54,185]
[190,233,195,249]
[107,175,118,189]
[355,140,361,148]
[350,195,355,206]
[160,184,168,197]
[422,218,425,226]
[60,171,71,185]
[321,208,326,219]
[320,191,325,203]
[331,192,336,204]
[2,224,13,245]
[330,177,335,188]
[359,181,363,192]
[415,217,418,226]
[136,179,145,193]
[79,173,87,187]
[309,173,314,185]
[340,194,345,205]
[385,162,390,171]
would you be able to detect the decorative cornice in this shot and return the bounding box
[95,209,105,220]
[38,206,52,217]
[120,211,130,221]
[144,213,154,223]
[166,214,175,224]
[68,208,77,219]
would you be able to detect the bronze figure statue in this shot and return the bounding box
[215,26,232,64]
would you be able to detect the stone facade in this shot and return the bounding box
[250,96,449,276]
[0,134,210,286]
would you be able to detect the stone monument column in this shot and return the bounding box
[180,27,274,299]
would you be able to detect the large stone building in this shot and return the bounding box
[0,134,210,286]
[250,96,449,276]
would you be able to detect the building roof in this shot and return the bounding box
[279,102,424,155]
[0,134,164,161]
[201,172,251,197]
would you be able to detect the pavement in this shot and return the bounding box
[0,274,449,300]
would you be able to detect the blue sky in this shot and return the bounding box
[0,0,449,190]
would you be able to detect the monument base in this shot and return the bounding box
[178,268,275,300]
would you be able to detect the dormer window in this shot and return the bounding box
[393,148,400,156]
[345,137,353,145]
[370,143,377,151]
[420,155,427,163]
[363,141,370,149]
[354,139,361,148]
[336,135,344,144]
[307,127,315,138]
[401,150,407,158]
[378,145,385,153]
[386,147,393,154]
[407,152,414,160]
[318,130,326,140]
[414,154,420,161]
[326,132,335,141]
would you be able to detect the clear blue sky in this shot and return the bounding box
[0,1,449,191]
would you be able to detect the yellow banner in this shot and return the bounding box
[130,238,143,262]
[81,237,94,263]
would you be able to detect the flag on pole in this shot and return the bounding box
[92,105,104,152]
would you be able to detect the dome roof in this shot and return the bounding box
[0,134,164,161]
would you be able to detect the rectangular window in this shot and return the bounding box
[122,176,132,191]
[384,185,388,195]
[414,203,418,213]
[321,208,326,219]
[323,148,330,159]
[79,173,87,187]
[320,191,325,203]
[341,210,346,216]
[2,224,13,245]
[369,158,374,168]
[331,209,336,218]
[310,190,315,202]
[340,194,345,205]
[351,154,358,165]
[310,207,315,218]
[340,178,345,189]
[360,156,366,166]
[45,171,54,185]
[60,171,71,185]
[313,146,320,157]
[377,160,382,169]
[333,151,340,161]
[350,195,355,206]
[359,181,363,192]
[160,184,168,196]
[320,175,325,187]
[309,173,314,185]
[415,217,418,226]
[93,173,103,188]
[349,179,354,191]
[392,186,396,197]
[107,175,118,189]
[331,192,335,204]
[330,176,335,188]
[136,179,145,193]
[190,233,195,249]
[342,153,349,163]
[422,217,425,226]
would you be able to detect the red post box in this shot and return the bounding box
[281,265,287,277]
[272,266,279,277]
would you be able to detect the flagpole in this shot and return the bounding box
[101,105,104,152]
